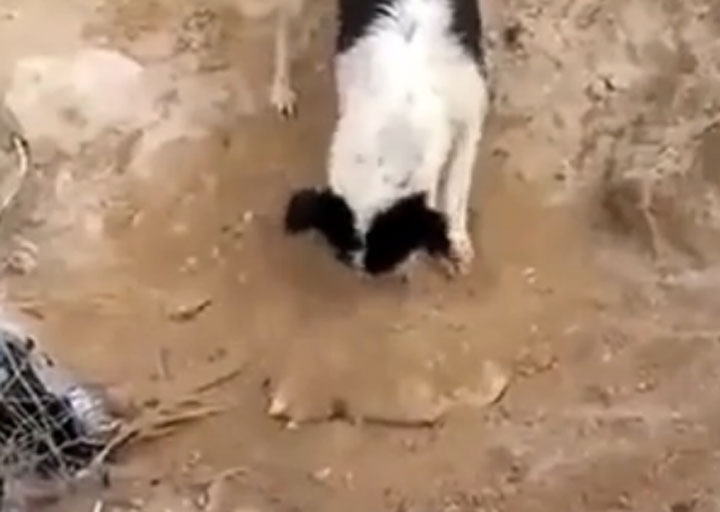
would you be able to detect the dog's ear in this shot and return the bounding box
[285,188,324,233]
[364,194,450,274]
[284,187,361,258]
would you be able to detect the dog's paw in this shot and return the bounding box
[448,232,474,275]
[270,82,298,118]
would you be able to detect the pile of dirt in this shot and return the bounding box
[490,0,720,265]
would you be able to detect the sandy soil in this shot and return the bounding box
[1,0,720,510]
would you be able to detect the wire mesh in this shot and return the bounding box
[0,330,109,505]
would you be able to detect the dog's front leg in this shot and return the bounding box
[440,116,482,274]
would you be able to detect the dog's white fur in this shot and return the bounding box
[329,0,488,270]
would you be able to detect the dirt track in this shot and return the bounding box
[1,0,720,511]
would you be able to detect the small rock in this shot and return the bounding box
[180,256,199,273]
[267,393,289,418]
[617,492,632,509]
[310,467,332,484]
[447,361,510,409]
[635,379,657,393]
[522,267,537,285]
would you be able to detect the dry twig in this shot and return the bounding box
[0,133,30,216]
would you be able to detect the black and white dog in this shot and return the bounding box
[284,0,488,276]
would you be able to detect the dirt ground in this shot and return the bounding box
[1,0,720,510]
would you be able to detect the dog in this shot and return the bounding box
[284,0,489,276]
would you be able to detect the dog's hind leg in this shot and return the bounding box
[269,1,301,117]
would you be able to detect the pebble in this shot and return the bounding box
[310,467,332,484]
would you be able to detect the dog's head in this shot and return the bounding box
[285,189,450,275]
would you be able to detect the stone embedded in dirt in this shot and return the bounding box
[617,492,632,509]
[522,266,537,284]
[267,393,290,419]
[309,467,332,485]
[445,361,511,409]
[102,385,140,419]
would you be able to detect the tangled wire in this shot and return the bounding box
[0,329,110,506]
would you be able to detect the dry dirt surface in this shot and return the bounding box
[1,0,720,511]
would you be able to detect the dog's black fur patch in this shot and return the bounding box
[285,188,362,261]
[337,0,484,70]
[449,0,484,69]
[337,0,396,54]
[363,193,450,274]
